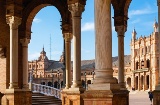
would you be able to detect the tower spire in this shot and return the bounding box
[132,27,137,41]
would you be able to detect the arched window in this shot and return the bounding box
[147,59,150,68]
[136,62,139,69]
[141,60,144,69]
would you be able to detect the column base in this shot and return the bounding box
[61,87,85,105]
[88,83,120,90]
[82,90,129,105]
[5,89,32,105]
[9,83,19,89]
[153,90,160,105]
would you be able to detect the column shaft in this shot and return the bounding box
[116,26,126,88]
[69,3,84,88]
[94,0,116,84]
[7,16,21,89]
[20,38,30,89]
[64,33,72,89]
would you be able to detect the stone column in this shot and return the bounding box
[64,33,72,89]
[92,0,117,86]
[20,38,30,89]
[6,16,21,89]
[69,3,84,88]
[115,26,126,88]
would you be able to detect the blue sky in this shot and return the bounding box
[28,0,158,61]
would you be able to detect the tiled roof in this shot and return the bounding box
[46,55,131,72]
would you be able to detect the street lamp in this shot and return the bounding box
[29,69,34,83]
[57,70,60,89]
[92,70,95,80]
[51,69,54,87]
[84,72,86,89]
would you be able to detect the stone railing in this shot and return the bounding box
[32,83,61,99]
[133,68,149,73]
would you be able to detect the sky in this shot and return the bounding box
[28,0,158,61]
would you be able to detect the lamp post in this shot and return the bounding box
[52,69,54,87]
[29,69,34,83]
[57,70,60,89]
[84,72,86,89]
[92,70,95,80]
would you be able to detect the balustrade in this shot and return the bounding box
[32,83,61,99]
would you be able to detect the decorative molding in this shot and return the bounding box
[68,3,85,17]
[64,33,73,41]
[6,16,22,30]
[115,26,127,36]
[20,38,30,47]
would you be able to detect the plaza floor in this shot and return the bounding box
[129,91,152,105]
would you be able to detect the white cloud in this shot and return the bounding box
[131,19,141,24]
[33,18,42,23]
[28,52,40,61]
[129,5,156,17]
[81,22,94,31]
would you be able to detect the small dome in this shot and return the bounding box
[40,46,46,54]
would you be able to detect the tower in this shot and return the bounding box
[153,19,158,32]
[132,28,137,41]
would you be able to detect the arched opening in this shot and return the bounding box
[147,59,150,68]
[136,61,139,69]
[141,75,144,90]
[127,77,131,89]
[28,5,63,85]
[135,76,138,90]
[146,75,150,90]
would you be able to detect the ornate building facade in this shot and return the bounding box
[29,20,160,92]
[1,0,160,105]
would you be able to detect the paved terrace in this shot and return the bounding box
[129,91,152,105]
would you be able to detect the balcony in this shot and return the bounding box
[133,68,149,73]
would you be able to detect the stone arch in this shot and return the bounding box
[126,77,131,89]
[20,0,72,39]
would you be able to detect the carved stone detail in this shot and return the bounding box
[20,38,30,47]
[115,26,127,36]
[6,16,22,30]
[68,3,85,17]
[63,33,73,41]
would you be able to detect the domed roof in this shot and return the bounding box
[40,46,46,54]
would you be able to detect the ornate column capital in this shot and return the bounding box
[63,33,73,41]
[113,16,128,28]
[115,25,127,37]
[61,24,72,34]
[68,3,85,17]
[20,38,30,47]
[6,16,21,30]
[0,45,6,58]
